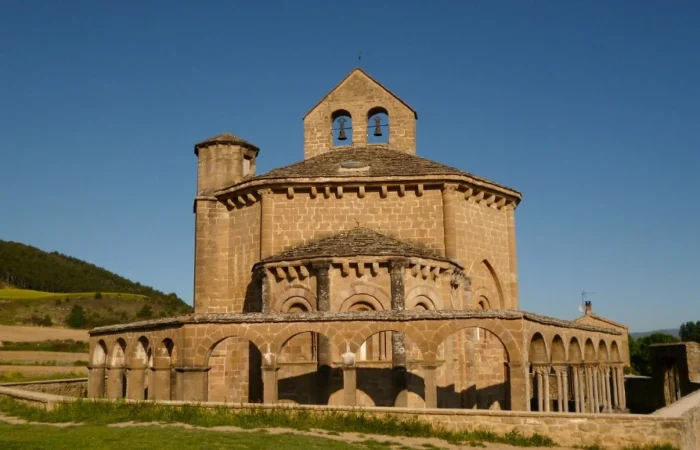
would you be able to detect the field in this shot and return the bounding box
[0,325,88,342]
[0,326,89,382]
[0,288,188,328]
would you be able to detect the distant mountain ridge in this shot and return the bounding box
[0,240,182,303]
[630,328,680,339]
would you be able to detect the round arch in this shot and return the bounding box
[584,338,597,362]
[598,340,609,362]
[92,340,108,366]
[568,337,583,363]
[273,286,316,313]
[610,341,622,363]
[405,285,442,310]
[529,332,549,364]
[335,282,389,312]
[465,257,506,309]
[551,335,567,363]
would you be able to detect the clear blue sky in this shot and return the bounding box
[1,1,698,332]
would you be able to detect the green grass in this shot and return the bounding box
[0,397,555,447]
[0,340,89,353]
[0,288,147,301]
[0,360,89,367]
[0,422,376,450]
[0,371,86,383]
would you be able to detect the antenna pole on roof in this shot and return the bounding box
[358,50,362,68]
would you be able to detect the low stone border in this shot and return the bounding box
[1,384,698,450]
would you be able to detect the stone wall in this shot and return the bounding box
[2,383,698,450]
[0,378,87,398]
[625,375,656,414]
[270,188,445,257]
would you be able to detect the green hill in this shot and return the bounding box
[0,240,192,328]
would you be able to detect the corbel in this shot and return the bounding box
[288,266,298,280]
[482,194,496,206]
[495,197,506,208]
[287,187,294,199]
[356,262,365,277]
[463,187,473,199]
[226,198,236,209]
[324,186,331,199]
[358,185,365,199]
[246,193,257,204]
[299,265,309,278]
[237,195,247,206]
[380,185,388,199]
[341,261,350,276]
[336,186,343,199]
[411,264,421,277]
[398,184,405,197]
[432,266,440,279]
[371,262,379,276]
[416,184,424,197]
[310,186,317,199]
[275,267,286,279]
[421,265,431,279]
[473,191,485,202]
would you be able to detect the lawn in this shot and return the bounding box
[0,370,86,383]
[0,423,381,450]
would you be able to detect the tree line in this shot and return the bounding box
[629,321,700,376]
[0,239,187,309]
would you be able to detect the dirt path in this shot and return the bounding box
[0,325,88,342]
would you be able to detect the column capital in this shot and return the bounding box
[441,183,460,195]
[389,258,409,274]
[311,259,333,272]
[88,364,106,370]
[258,188,274,198]
[553,364,569,373]
[421,361,442,370]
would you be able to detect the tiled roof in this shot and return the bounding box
[250,147,515,194]
[194,132,259,155]
[258,227,454,265]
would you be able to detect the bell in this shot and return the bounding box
[338,117,347,141]
[373,116,383,137]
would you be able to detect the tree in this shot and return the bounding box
[680,321,700,344]
[66,305,87,329]
[39,315,53,327]
[629,332,680,376]
[136,304,153,320]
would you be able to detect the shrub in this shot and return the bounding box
[136,305,153,320]
[66,305,87,328]
[94,292,102,299]
[39,314,53,327]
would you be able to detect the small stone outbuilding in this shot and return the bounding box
[88,68,629,413]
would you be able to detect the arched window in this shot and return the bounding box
[332,110,352,146]
[367,107,389,144]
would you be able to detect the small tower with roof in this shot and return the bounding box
[303,68,418,159]
[194,132,260,194]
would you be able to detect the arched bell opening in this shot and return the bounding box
[332,110,352,146]
[367,107,389,144]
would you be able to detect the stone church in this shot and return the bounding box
[88,68,629,413]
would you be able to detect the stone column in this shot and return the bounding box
[536,368,544,412]
[441,184,459,261]
[592,366,600,413]
[106,366,124,399]
[88,365,106,398]
[508,361,529,411]
[340,352,357,407]
[618,365,626,409]
[127,361,147,400]
[573,367,580,413]
[562,368,569,412]
[505,204,519,309]
[152,357,172,401]
[611,365,619,409]
[543,367,551,412]
[586,366,594,413]
[389,258,408,407]
[175,367,210,402]
[262,365,278,404]
[313,260,332,404]
[604,366,612,412]
[422,363,439,409]
[259,189,274,260]
[254,266,270,313]
[555,369,562,412]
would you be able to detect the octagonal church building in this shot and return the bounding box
[88,69,630,414]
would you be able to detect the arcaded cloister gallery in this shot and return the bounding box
[88,68,630,414]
